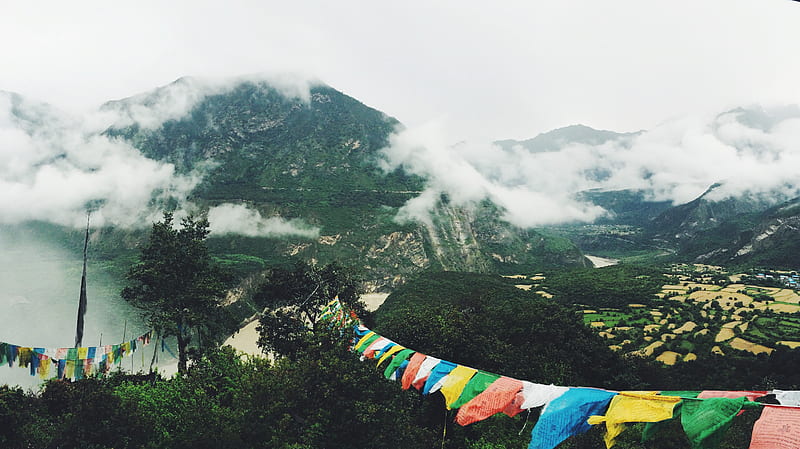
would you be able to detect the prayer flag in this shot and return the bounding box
[390,360,410,380]
[363,338,391,359]
[749,405,800,449]
[354,332,377,352]
[681,396,754,449]
[587,391,680,448]
[376,344,405,366]
[450,371,501,411]
[457,376,524,426]
[504,381,568,417]
[57,359,66,379]
[383,349,415,379]
[412,356,440,391]
[774,390,800,407]
[528,388,616,449]
[439,365,478,409]
[641,391,700,442]
[401,353,428,390]
[698,391,767,401]
[423,360,457,395]
[373,343,398,360]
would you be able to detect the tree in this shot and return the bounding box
[374,271,642,388]
[122,212,227,373]
[253,260,366,358]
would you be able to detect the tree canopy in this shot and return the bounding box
[253,260,367,358]
[121,212,228,373]
[543,264,666,308]
[374,271,642,388]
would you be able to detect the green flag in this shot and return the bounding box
[681,397,752,449]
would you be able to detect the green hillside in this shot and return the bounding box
[98,79,591,287]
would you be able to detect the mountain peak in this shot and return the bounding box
[494,124,640,153]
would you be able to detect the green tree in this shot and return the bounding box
[254,260,366,358]
[122,212,227,373]
[374,272,643,388]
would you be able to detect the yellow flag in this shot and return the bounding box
[78,347,89,360]
[65,360,75,379]
[38,358,52,378]
[354,332,376,351]
[376,345,405,366]
[587,392,680,448]
[439,365,478,409]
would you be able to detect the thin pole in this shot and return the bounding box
[149,332,159,373]
[441,409,447,449]
[123,320,127,373]
[74,212,90,347]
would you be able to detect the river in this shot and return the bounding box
[585,254,620,268]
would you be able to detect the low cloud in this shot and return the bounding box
[379,121,608,227]
[0,74,319,233]
[0,92,202,228]
[380,105,800,228]
[98,73,318,131]
[207,203,319,238]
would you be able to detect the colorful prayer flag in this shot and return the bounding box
[528,388,616,449]
[438,365,478,409]
[749,405,800,449]
[587,391,680,448]
[457,376,523,426]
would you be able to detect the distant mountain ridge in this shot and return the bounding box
[5,79,800,282]
[494,124,640,153]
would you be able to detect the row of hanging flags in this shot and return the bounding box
[0,331,152,381]
[318,299,800,449]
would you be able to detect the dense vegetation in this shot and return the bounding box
[543,265,667,308]
[122,213,230,373]
[2,269,800,448]
[374,272,641,388]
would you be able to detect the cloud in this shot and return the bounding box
[0,76,323,233]
[380,121,607,227]
[0,92,204,228]
[207,203,319,238]
[380,105,800,228]
[98,73,318,131]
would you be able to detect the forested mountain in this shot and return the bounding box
[639,184,800,268]
[3,78,589,289]
[690,197,800,268]
[105,78,590,287]
[560,185,800,268]
[6,78,800,283]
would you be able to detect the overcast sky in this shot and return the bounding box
[2,0,799,142]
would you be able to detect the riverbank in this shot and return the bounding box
[585,255,620,268]
[224,293,391,357]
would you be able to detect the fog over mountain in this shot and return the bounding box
[381,105,800,227]
[0,75,321,237]
[3,77,800,234]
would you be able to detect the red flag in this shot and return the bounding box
[749,406,800,449]
[456,376,523,425]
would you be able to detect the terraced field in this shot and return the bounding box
[581,264,800,365]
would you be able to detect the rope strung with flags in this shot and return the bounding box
[323,298,800,449]
[0,331,153,380]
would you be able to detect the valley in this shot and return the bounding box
[539,263,800,365]
[4,78,800,369]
